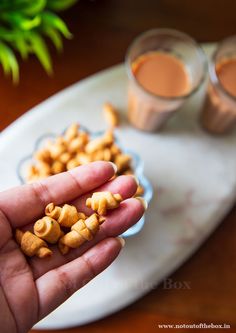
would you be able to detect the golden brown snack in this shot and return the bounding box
[76,152,92,165]
[134,184,144,197]
[64,123,79,142]
[45,202,86,227]
[27,165,39,181]
[38,161,51,176]
[34,149,51,164]
[68,137,85,153]
[26,115,144,198]
[85,130,114,154]
[46,138,66,159]
[27,164,51,182]
[103,102,119,128]
[15,229,52,258]
[78,131,90,145]
[86,191,123,215]
[58,240,69,255]
[66,158,80,170]
[103,130,114,144]
[110,144,121,157]
[92,148,112,162]
[85,137,107,154]
[51,160,65,174]
[58,214,105,254]
[59,152,71,164]
[34,216,62,244]
[123,168,133,175]
[114,154,131,173]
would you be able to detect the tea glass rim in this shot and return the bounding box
[209,34,236,103]
[125,28,207,102]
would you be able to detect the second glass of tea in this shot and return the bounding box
[125,29,207,131]
[200,35,236,134]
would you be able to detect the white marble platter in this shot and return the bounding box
[0,44,236,329]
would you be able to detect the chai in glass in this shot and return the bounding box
[126,29,207,132]
[201,45,236,134]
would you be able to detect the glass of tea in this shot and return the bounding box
[125,29,207,131]
[200,35,236,134]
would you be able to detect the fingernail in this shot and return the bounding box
[130,175,139,186]
[136,197,148,210]
[109,162,117,174]
[116,237,125,248]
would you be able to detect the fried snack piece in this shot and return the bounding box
[26,118,143,196]
[86,191,123,215]
[85,130,114,154]
[47,137,66,160]
[114,154,131,173]
[110,144,121,157]
[45,202,86,228]
[68,137,85,153]
[92,148,112,162]
[34,216,62,244]
[76,152,92,165]
[64,123,79,142]
[66,158,80,170]
[134,184,144,197]
[58,214,105,255]
[27,165,39,182]
[103,102,119,128]
[15,229,52,258]
[34,149,52,164]
[59,152,71,164]
[51,160,65,174]
[123,168,133,175]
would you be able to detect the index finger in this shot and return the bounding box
[0,161,116,228]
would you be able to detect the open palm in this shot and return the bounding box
[0,161,144,333]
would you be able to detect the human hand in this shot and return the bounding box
[0,161,145,333]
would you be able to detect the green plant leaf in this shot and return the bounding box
[0,0,77,82]
[13,33,29,59]
[40,11,72,39]
[18,0,47,16]
[0,28,29,59]
[0,27,15,42]
[26,31,52,74]
[46,0,78,12]
[0,0,46,16]
[0,41,19,83]
[1,12,41,30]
[41,26,63,51]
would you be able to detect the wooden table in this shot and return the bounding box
[1,1,236,332]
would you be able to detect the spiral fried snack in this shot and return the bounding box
[45,202,86,227]
[34,216,62,244]
[64,123,79,141]
[85,130,114,154]
[114,154,132,173]
[86,191,123,215]
[27,117,138,187]
[103,102,119,128]
[15,229,52,258]
[58,213,105,255]
[135,184,144,197]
